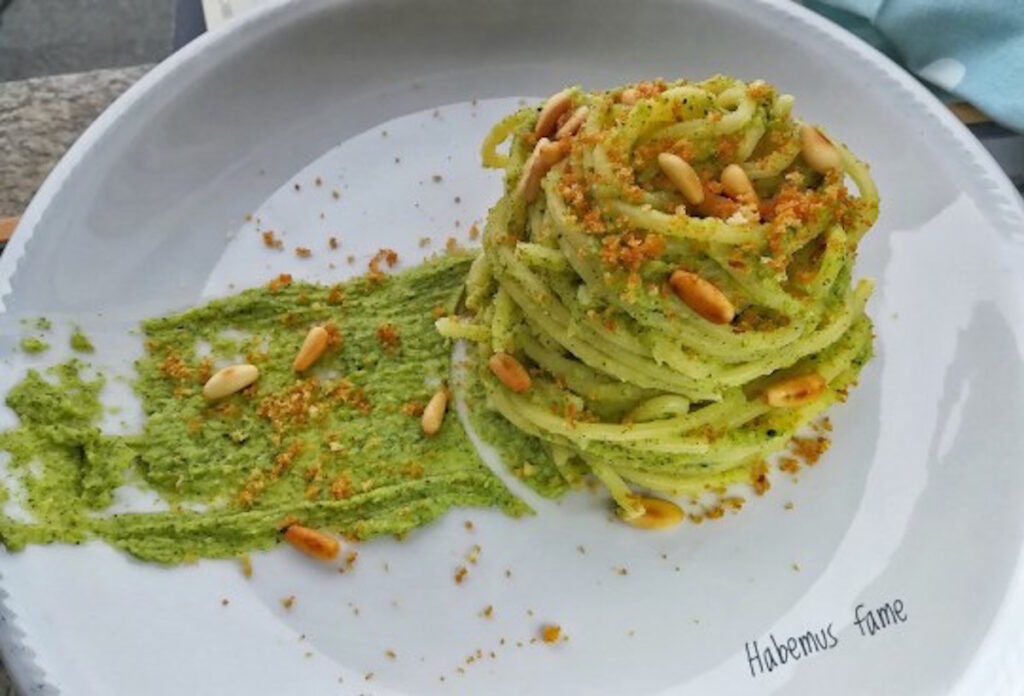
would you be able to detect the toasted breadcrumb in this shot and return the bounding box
[790,436,830,466]
[268,274,292,292]
[400,401,425,417]
[322,322,343,349]
[779,456,800,474]
[375,323,400,352]
[262,230,283,249]
[367,248,399,282]
[751,458,771,495]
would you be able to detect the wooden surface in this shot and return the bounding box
[949,102,991,126]
[0,217,17,244]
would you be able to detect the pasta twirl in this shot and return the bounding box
[439,76,879,525]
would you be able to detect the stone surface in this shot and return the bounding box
[0,64,152,218]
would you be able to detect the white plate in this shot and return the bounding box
[2,0,1024,694]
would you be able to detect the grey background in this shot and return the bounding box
[0,0,175,82]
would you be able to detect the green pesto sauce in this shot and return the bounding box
[70,328,95,353]
[20,337,48,354]
[461,359,572,499]
[0,254,529,564]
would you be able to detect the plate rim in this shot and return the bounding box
[1,0,1023,692]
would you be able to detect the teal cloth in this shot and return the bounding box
[806,0,1024,132]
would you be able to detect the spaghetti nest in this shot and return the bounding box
[439,76,879,524]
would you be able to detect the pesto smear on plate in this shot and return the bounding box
[0,253,529,564]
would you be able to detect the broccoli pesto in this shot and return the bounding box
[0,253,528,564]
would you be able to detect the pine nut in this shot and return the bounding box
[669,270,735,324]
[721,163,757,203]
[773,94,794,119]
[763,373,827,407]
[515,138,568,203]
[619,87,639,104]
[555,106,589,140]
[202,364,259,401]
[534,89,573,138]
[658,153,705,205]
[293,325,329,372]
[421,389,449,436]
[800,125,842,174]
[284,524,340,561]
[488,352,532,393]
[622,496,684,530]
